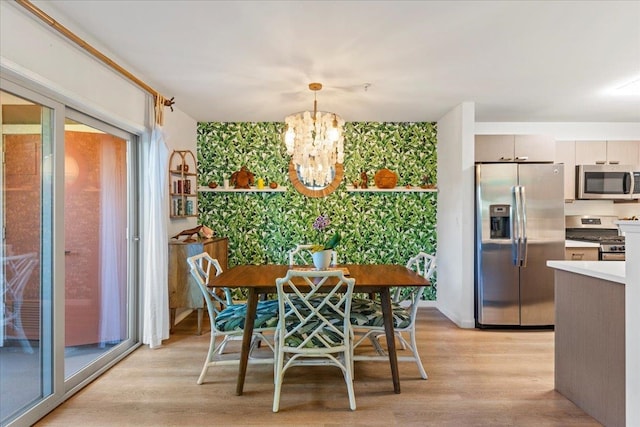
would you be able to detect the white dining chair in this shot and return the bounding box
[351,252,436,380]
[273,269,356,412]
[187,252,278,385]
[1,252,38,354]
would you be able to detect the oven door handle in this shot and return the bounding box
[601,252,625,261]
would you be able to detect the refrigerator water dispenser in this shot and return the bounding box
[489,204,510,239]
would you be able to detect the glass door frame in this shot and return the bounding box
[1,75,141,427]
[62,108,140,394]
[1,77,62,426]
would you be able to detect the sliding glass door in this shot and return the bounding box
[62,113,133,385]
[1,79,140,426]
[0,88,55,426]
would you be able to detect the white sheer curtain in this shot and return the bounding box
[142,125,169,348]
[99,139,127,344]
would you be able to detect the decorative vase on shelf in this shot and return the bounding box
[312,249,333,270]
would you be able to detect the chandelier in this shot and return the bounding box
[284,83,344,188]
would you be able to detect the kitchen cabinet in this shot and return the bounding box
[475,134,555,163]
[564,246,598,261]
[575,140,639,166]
[555,140,576,200]
[556,140,640,200]
[552,267,625,427]
[608,140,640,166]
[168,237,228,334]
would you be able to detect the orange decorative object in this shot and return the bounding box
[374,168,398,189]
[269,181,278,189]
[230,166,255,189]
[360,171,368,189]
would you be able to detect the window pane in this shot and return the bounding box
[63,118,129,379]
[1,90,54,424]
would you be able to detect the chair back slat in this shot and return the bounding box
[2,252,38,353]
[187,253,225,324]
[396,252,436,313]
[276,270,355,351]
[3,253,38,300]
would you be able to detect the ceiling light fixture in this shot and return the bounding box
[284,83,344,188]
[608,76,640,96]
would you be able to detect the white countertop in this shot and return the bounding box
[547,260,625,284]
[565,239,600,248]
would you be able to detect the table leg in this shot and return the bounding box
[379,287,401,394]
[196,308,203,335]
[236,288,258,396]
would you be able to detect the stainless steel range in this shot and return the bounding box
[565,215,625,261]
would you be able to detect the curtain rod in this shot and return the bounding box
[14,0,175,116]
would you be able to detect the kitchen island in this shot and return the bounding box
[547,260,625,427]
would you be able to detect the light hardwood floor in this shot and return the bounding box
[36,308,599,426]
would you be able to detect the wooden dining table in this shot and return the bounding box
[208,263,430,395]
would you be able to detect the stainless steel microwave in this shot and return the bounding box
[576,164,640,200]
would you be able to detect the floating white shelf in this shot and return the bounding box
[198,186,287,193]
[345,184,437,193]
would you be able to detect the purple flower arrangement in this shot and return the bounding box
[311,214,341,252]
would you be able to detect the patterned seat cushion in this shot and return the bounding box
[283,296,347,348]
[350,297,411,329]
[215,299,279,332]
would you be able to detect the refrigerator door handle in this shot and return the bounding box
[520,185,528,267]
[512,186,522,266]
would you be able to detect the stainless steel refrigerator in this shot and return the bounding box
[475,163,564,327]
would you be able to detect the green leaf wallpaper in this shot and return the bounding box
[196,121,438,299]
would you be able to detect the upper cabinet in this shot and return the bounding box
[575,140,639,166]
[574,140,606,165]
[555,140,640,201]
[475,134,555,163]
[607,141,639,166]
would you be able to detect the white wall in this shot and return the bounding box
[436,102,476,328]
[564,200,640,221]
[1,1,198,240]
[162,108,198,238]
[618,222,640,427]
[1,1,147,132]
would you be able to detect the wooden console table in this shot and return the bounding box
[168,237,228,334]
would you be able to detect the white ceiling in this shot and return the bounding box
[35,0,640,123]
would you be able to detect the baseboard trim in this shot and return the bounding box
[418,300,438,308]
